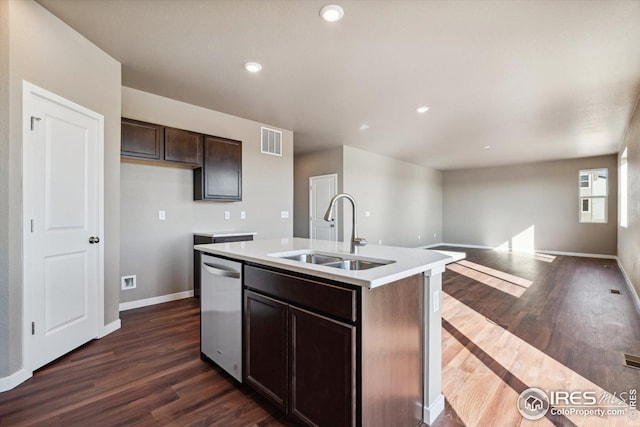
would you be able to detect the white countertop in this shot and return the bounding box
[193,231,257,238]
[195,237,462,288]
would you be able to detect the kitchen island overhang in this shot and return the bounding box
[195,238,463,426]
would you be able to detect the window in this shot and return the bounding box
[621,148,628,228]
[579,173,591,188]
[579,168,607,223]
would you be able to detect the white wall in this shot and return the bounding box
[443,155,618,255]
[618,100,640,299]
[294,146,443,248]
[342,146,443,248]
[1,0,121,378]
[293,147,343,239]
[120,87,294,303]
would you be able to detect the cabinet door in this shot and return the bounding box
[289,306,356,427]
[200,135,242,201]
[164,127,203,165]
[121,118,163,160]
[244,290,288,411]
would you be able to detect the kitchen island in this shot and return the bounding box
[195,238,460,427]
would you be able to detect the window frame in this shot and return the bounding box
[578,168,608,224]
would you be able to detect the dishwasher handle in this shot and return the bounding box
[203,263,241,279]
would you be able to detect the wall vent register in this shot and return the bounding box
[261,126,282,156]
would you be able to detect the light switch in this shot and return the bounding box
[365,211,371,217]
[281,211,289,219]
[240,211,246,220]
[224,211,230,220]
[158,210,166,221]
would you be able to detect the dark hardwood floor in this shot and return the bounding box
[1,248,638,426]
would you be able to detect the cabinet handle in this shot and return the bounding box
[203,263,240,279]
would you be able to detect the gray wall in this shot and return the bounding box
[0,0,11,378]
[1,0,121,377]
[342,146,443,248]
[443,155,618,255]
[120,87,293,303]
[293,147,343,239]
[618,101,640,298]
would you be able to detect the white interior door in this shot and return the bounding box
[23,82,104,371]
[309,174,338,241]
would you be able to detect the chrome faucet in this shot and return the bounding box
[324,193,368,254]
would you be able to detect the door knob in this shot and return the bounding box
[89,236,100,244]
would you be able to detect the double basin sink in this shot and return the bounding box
[270,250,394,271]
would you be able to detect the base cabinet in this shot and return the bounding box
[243,265,423,427]
[244,291,288,410]
[244,267,357,427]
[289,307,356,427]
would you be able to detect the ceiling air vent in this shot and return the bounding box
[261,127,282,156]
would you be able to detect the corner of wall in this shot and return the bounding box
[0,0,12,378]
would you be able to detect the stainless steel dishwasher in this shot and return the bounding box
[200,254,242,382]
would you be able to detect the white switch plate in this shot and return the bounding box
[281,211,289,219]
[224,211,231,220]
[240,211,246,220]
[365,211,371,217]
[433,290,440,312]
[158,210,166,221]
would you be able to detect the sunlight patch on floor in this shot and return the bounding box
[446,263,528,298]
[442,292,632,427]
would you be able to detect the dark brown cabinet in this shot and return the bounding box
[164,127,202,165]
[244,266,357,427]
[121,118,163,160]
[193,136,242,201]
[289,307,356,427]
[121,118,203,167]
[244,291,289,410]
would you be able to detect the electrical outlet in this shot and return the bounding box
[224,211,231,220]
[365,211,371,217]
[433,233,437,239]
[158,210,166,220]
[418,234,421,240]
[281,211,289,219]
[240,211,246,220]
[378,240,382,245]
[121,275,136,290]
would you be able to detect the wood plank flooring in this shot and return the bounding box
[1,248,639,426]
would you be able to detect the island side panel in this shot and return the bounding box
[361,274,424,427]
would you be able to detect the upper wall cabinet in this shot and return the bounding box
[164,127,203,166]
[121,118,163,160]
[121,118,203,167]
[193,136,242,201]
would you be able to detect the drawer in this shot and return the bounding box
[244,265,357,323]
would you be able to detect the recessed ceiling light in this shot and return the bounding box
[416,106,430,113]
[244,62,262,73]
[320,5,344,22]
[483,145,491,149]
[359,124,370,130]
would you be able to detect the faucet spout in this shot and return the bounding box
[324,193,367,254]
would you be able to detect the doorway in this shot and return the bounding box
[309,174,338,241]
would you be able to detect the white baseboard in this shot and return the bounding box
[439,243,617,260]
[99,319,121,338]
[617,259,640,315]
[424,393,445,425]
[0,368,32,393]
[119,290,194,312]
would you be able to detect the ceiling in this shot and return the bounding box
[37,0,640,170]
